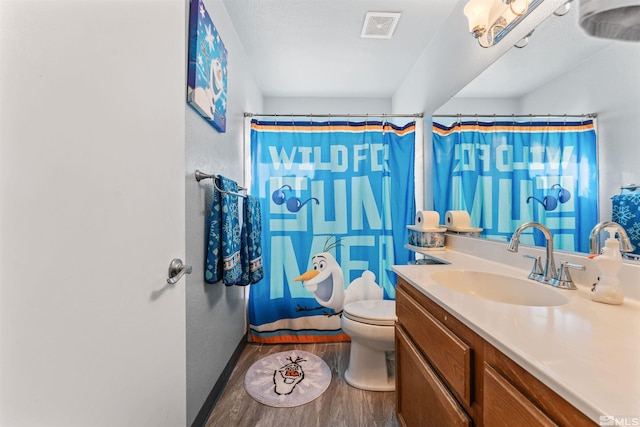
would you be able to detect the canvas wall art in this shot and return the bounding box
[187,0,228,132]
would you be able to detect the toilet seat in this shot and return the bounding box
[343,300,396,326]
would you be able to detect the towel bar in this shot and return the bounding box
[195,170,247,198]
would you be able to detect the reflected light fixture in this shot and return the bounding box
[464,0,547,47]
[579,0,640,41]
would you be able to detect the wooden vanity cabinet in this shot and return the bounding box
[483,363,556,427]
[396,327,471,427]
[395,280,484,425]
[395,278,597,427]
[482,344,596,427]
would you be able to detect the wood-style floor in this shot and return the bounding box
[205,342,400,427]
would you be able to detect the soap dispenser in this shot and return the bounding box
[591,226,624,305]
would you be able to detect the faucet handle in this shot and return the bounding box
[550,261,585,290]
[523,254,543,280]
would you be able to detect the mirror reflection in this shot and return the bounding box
[433,4,640,256]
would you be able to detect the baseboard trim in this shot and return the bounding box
[191,336,247,427]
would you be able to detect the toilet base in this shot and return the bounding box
[344,342,395,391]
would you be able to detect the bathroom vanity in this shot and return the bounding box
[393,246,640,427]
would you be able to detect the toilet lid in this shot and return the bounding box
[343,300,396,326]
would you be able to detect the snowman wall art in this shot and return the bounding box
[187,0,228,133]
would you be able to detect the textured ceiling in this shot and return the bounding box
[222,0,613,99]
[222,0,457,97]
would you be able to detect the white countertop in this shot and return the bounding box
[392,249,640,423]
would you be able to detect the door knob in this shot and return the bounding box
[167,258,192,284]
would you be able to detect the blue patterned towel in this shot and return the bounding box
[612,193,640,255]
[205,183,222,284]
[220,176,242,285]
[205,175,242,285]
[240,195,264,285]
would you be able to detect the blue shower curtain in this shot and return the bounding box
[248,119,416,343]
[433,119,598,253]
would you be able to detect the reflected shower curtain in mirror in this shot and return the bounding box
[248,119,416,343]
[433,119,598,253]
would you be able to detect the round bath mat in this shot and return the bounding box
[244,350,332,407]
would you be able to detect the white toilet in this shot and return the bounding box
[340,299,396,391]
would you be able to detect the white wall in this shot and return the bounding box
[435,98,521,119]
[264,97,391,114]
[0,1,187,425]
[185,1,263,425]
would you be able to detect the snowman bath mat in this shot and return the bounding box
[244,350,332,407]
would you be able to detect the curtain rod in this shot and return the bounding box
[432,113,597,119]
[244,112,423,118]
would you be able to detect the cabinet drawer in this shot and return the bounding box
[396,286,472,407]
[396,326,471,427]
[484,363,557,427]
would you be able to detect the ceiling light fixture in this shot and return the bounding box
[464,0,570,47]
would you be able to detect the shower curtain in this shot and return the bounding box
[248,118,416,343]
[433,119,598,253]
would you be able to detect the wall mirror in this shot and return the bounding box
[434,3,640,257]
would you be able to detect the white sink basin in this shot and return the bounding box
[430,270,568,307]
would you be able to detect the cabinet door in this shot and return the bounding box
[396,326,471,427]
[396,284,473,407]
[484,363,558,427]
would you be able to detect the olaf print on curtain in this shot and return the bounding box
[294,237,383,316]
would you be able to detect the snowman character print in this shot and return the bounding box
[273,355,306,395]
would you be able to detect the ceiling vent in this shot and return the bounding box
[361,12,401,39]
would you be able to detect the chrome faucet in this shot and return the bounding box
[508,222,557,284]
[589,221,635,255]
